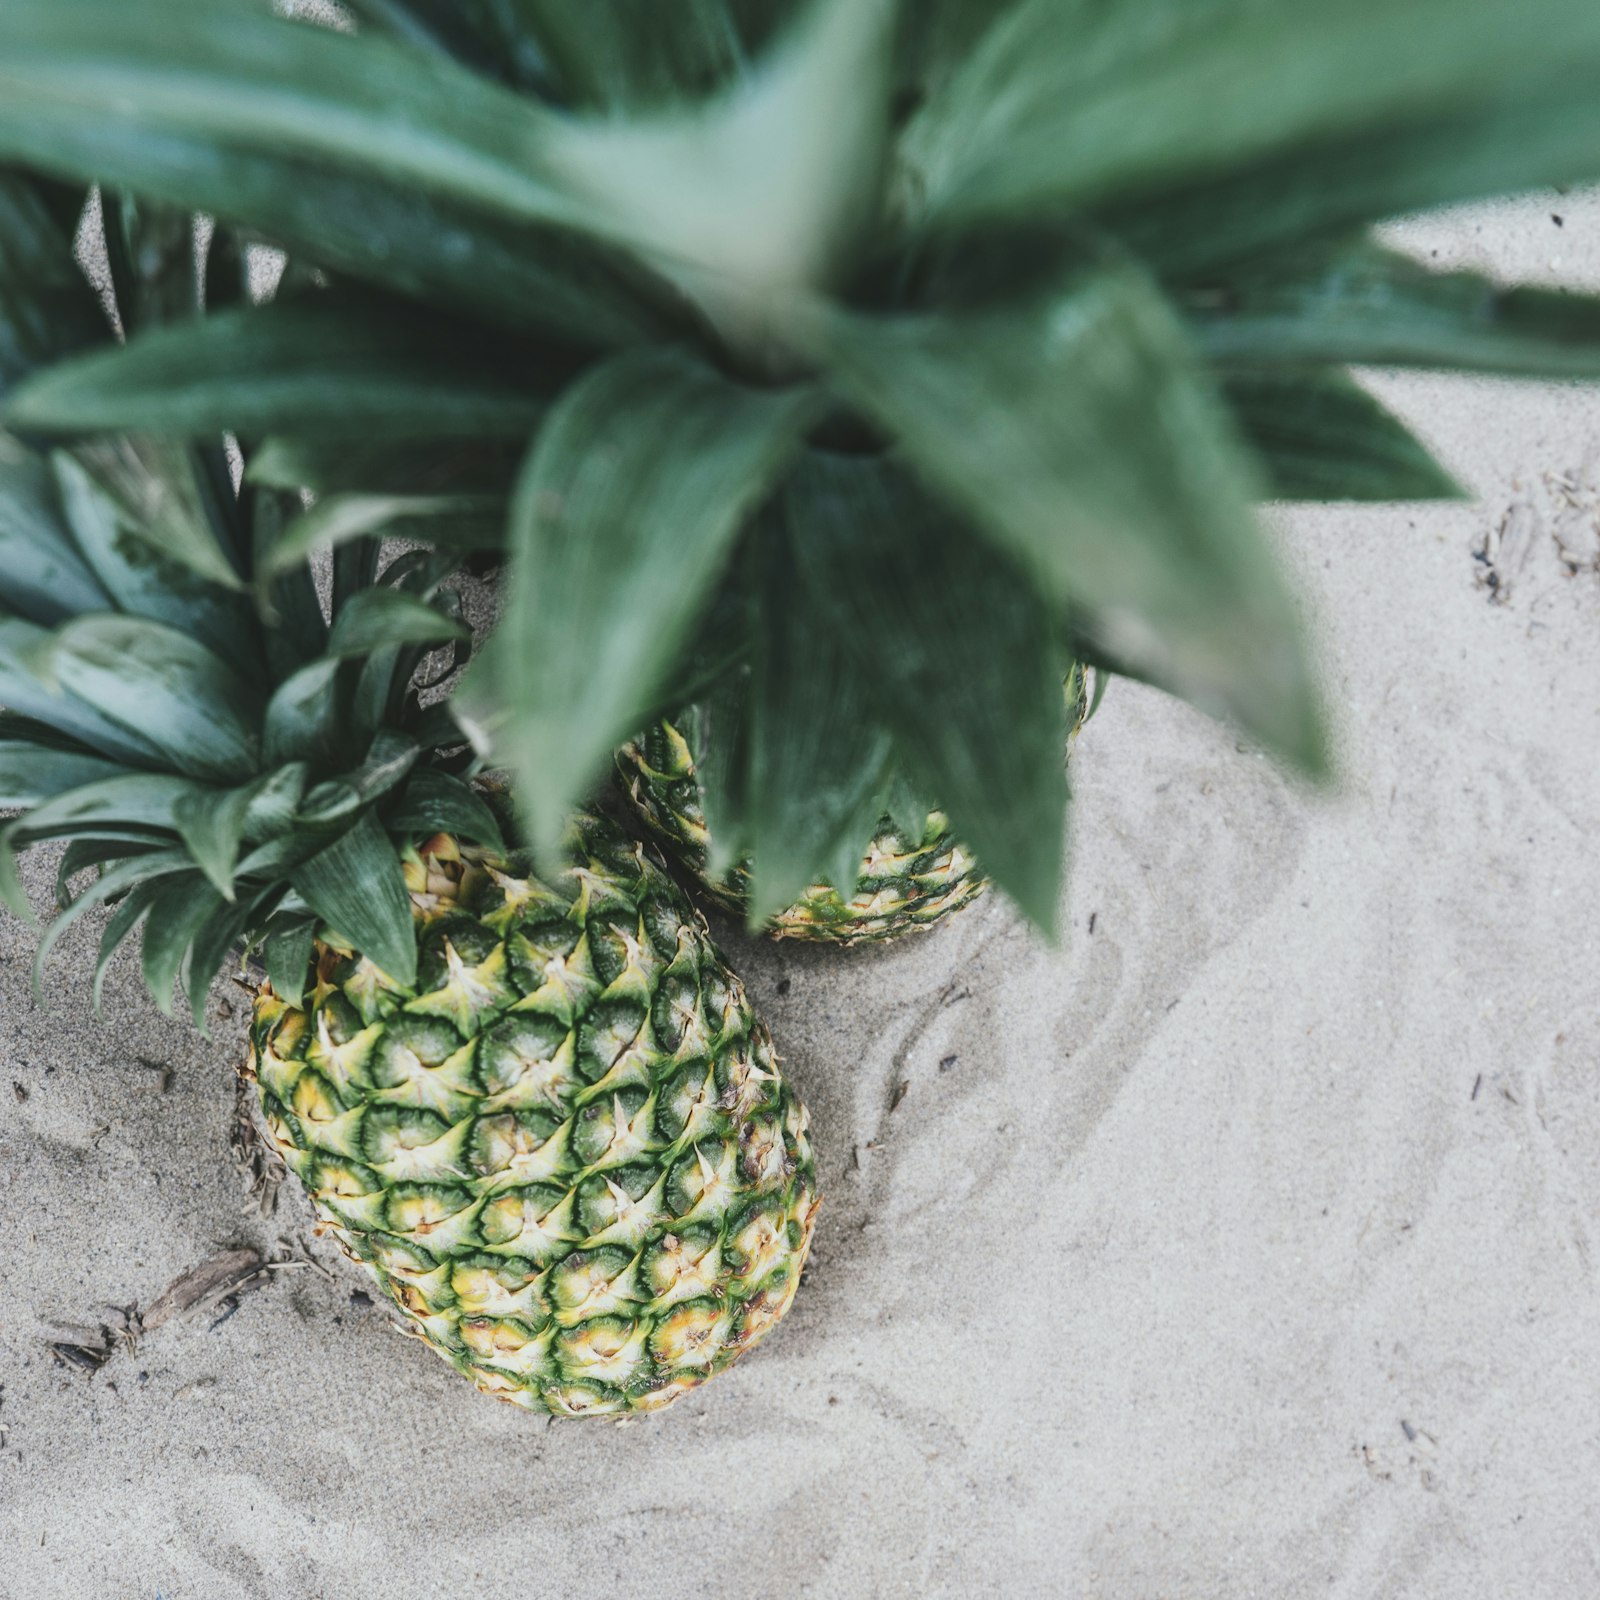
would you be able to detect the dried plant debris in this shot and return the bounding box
[231,1069,286,1217]
[48,1322,128,1375]
[139,1246,274,1336]
[48,1247,292,1375]
[1475,499,1541,603]
[1545,464,1600,573]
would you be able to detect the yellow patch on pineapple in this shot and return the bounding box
[648,1302,731,1371]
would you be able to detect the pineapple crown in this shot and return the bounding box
[4,0,1600,932]
[0,172,499,1021]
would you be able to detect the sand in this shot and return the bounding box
[4,192,1600,1599]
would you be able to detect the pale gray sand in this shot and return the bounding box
[3,194,1599,1599]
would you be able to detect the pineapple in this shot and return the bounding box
[616,668,1093,942]
[0,174,816,1416]
[253,820,819,1417]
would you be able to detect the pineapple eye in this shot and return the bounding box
[289,1071,346,1124]
[657,1063,719,1142]
[576,999,648,1082]
[312,1160,379,1200]
[470,1111,565,1178]
[556,1318,648,1385]
[374,1016,463,1078]
[648,1301,730,1371]
[362,1105,452,1161]
[477,1016,571,1099]
[385,1183,472,1234]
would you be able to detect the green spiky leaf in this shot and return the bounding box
[1189,239,1600,378]
[290,810,417,986]
[1224,368,1466,502]
[326,589,471,660]
[744,510,893,925]
[38,614,263,782]
[909,0,1600,236]
[7,300,561,441]
[384,769,506,855]
[787,453,1069,935]
[795,255,1326,774]
[494,348,818,857]
[0,169,108,392]
[0,739,130,807]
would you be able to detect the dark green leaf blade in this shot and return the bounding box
[745,509,894,925]
[262,916,317,1010]
[1224,368,1466,502]
[51,447,255,662]
[1188,238,1600,378]
[69,434,246,594]
[509,0,747,109]
[794,257,1327,774]
[0,616,169,767]
[259,492,492,586]
[383,770,506,855]
[30,844,195,987]
[542,0,895,309]
[493,349,817,856]
[786,453,1069,934]
[0,432,112,624]
[9,773,198,842]
[0,0,575,230]
[40,615,263,782]
[0,168,109,394]
[325,589,470,660]
[1110,77,1600,277]
[908,0,1600,234]
[289,811,417,987]
[7,300,559,440]
[0,739,131,806]
[139,873,223,1017]
[173,779,263,899]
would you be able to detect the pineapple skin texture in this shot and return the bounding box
[248,817,820,1418]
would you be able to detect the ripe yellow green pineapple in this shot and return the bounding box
[252,821,819,1416]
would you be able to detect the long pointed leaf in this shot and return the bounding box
[139,873,222,1017]
[10,774,198,844]
[1224,369,1466,503]
[259,492,485,586]
[9,300,561,440]
[908,0,1600,233]
[40,615,263,782]
[495,348,817,856]
[384,770,506,855]
[0,432,111,623]
[31,845,194,990]
[289,810,417,986]
[745,510,894,924]
[787,454,1069,934]
[173,779,264,899]
[510,0,747,109]
[1188,239,1600,378]
[543,0,895,314]
[0,1,576,231]
[0,616,168,766]
[0,740,130,806]
[326,590,470,660]
[0,169,108,393]
[793,257,1327,773]
[1109,79,1600,277]
[51,448,254,663]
